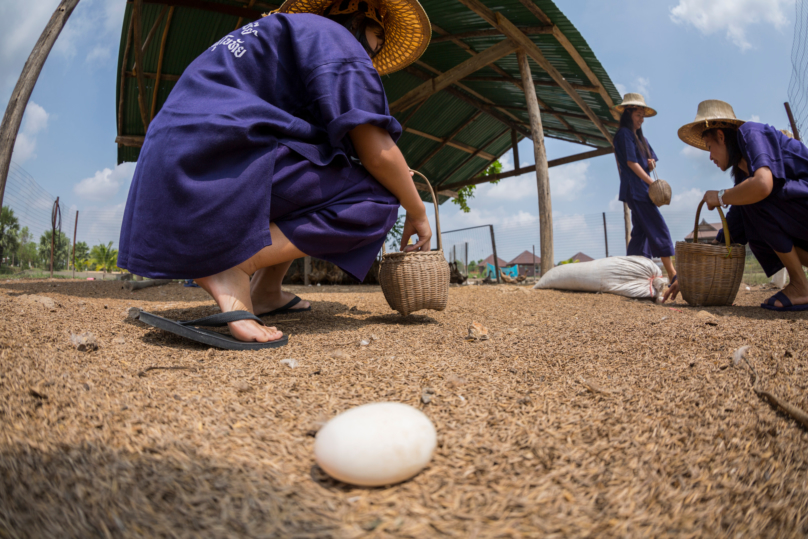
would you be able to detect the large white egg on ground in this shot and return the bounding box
[314,402,437,487]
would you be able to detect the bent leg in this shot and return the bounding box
[196,223,307,343]
[250,260,311,315]
[626,203,651,258]
[771,247,808,307]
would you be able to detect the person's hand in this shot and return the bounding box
[703,190,720,210]
[400,209,432,252]
[647,159,656,172]
[662,280,680,303]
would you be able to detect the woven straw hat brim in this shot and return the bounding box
[277,0,431,76]
[678,118,745,151]
[613,103,657,117]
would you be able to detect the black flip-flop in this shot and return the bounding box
[761,291,808,312]
[138,310,288,350]
[257,296,312,317]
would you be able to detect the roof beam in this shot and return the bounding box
[435,128,511,188]
[462,76,599,93]
[126,70,181,81]
[430,26,551,43]
[414,111,483,170]
[414,181,457,199]
[132,0,151,132]
[516,0,620,120]
[449,146,615,188]
[403,127,496,160]
[389,38,518,113]
[118,16,134,138]
[115,135,145,147]
[129,0,269,21]
[492,104,619,127]
[150,6,175,120]
[454,0,613,144]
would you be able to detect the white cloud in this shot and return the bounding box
[680,145,704,159]
[670,0,793,51]
[485,174,535,201]
[668,187,706,213]
[608,195,622,212]
[10,102,49,164]
[85,45,111,65]
[614,77,651,100]
[550,161,589,201]
[73,162,136,201]
[615,82,626,97]
[748,114,761,122]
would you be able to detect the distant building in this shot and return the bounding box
[684,220,723,243]
[482,254,509,268]
[508,250,541,277]
[569,252,594,262]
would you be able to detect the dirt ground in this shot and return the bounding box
[0,278,806,538]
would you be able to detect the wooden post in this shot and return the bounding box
[133,0,151,132]
[0,0,81,211]
[785,102,801,142]
[72,210,78,279]
[489,225,501,283]
[532,244,536,277]
[602,212,609,258]
[511,129,519,167]
[150,7,175,120]
[624,203,631,248]
[304,256,311,286]
[464,242,468,276]
[50,197,59,278]
[516,50,553,276]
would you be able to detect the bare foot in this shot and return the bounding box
[252,289,311,315]
[770,282,808,307]
[196,267,284,343]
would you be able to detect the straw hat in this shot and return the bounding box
[678,100,745,151]
[275,0,430,76]
[613,93,657,117]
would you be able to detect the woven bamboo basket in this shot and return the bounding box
[379,171,449,316]
[676,200,745,306]
[648,179,671,207]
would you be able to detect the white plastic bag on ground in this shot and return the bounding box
[533,256,665,301]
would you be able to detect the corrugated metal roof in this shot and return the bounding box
[115,0,621,196]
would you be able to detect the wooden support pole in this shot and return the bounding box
[785,102,801,142]
[72,210,79,278]
[489,225,501,284]
[133,0,151,132]
[517,50,552,275]
[150,6,175,120]
[0,0,81,211]
[511,129,519,167]
[118,16,134,137]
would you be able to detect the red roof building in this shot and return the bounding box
[508,250,541,277]
[684,220,723,243]
[569,252,594,262]
[482,254,509,268]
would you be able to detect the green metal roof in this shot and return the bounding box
[115,0,621,194]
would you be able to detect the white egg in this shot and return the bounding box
[314,402,437,487]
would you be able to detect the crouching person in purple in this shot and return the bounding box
[671,100,808,311]
[613,93,677,284]
[117,0,433,343]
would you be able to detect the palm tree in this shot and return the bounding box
[0,206,20,264]
[88,241,118,279]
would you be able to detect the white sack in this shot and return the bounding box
[533,256,665,301]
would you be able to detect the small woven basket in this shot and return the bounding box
[648,179,671,207]
[379,171,450,316]
[676,200,745,306]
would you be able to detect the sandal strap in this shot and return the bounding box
[181,311,265,327]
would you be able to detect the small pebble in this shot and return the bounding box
[359,340,370,346]
[126,307,141,319]
[233,382,251,392]
[70,332,98,352]
[280,358,299,368]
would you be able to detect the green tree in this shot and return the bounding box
[38,230,70,271]
[0,206,20,264]
[16,227,37,268]
[558,257,580,265]
[451,160,502,213]
[88,241,119,278]
[71,241,90,270]
[385,215,406,251]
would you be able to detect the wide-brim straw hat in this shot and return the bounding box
[613,93,657,117]
[678,100,745,151]
[276,0,430,76]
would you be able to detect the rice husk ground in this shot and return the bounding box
[0,278,806,538]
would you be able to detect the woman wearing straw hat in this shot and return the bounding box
[671,100,808,311]
[613,93,677,285]
[117,0,433,347]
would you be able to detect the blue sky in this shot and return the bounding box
[0,0,798,260]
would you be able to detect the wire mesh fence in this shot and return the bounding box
[789,0,808,137]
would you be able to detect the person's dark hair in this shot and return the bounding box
[325,1,385,58]
[703,127,743,183]
[619,108,650,160]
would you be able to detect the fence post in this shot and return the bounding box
[785,102,801,142]
[464,242,468,276]
[72,210,78,279]
[602,212,609,258]
[532,244,536,277]
[489,225,501,283]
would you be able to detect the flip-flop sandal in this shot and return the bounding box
[138,310,288,350]
[761,291,808,312]
[184,279,200,288]
[257,296,312,317]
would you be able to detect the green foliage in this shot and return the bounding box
[558,257,580,265]
[38,230,70,271]
[385,215,406,251]
[16,227,37,268]
[89,241,119,275]
[451,160,502,213]
[0,206,20,263]
[71,241,90,270]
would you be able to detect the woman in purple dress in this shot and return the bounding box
[669,100,808,311]
[612,93,677,285]
[117,0,433,344]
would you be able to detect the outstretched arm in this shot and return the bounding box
[349,124,432,252]
[703,167,774,209]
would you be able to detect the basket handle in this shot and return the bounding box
[692,200,733,257]
[382,170,443,254]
